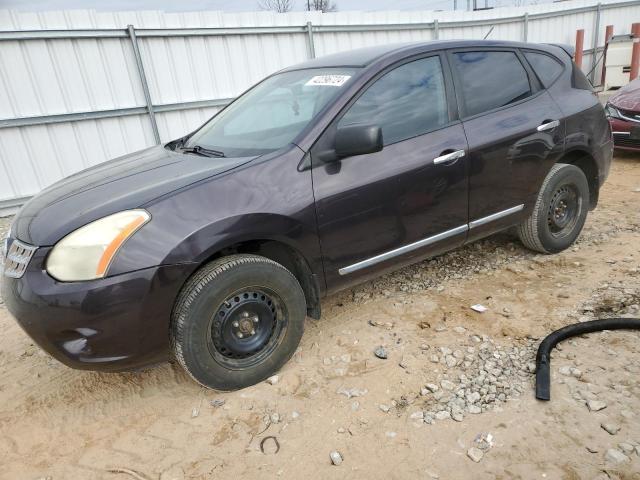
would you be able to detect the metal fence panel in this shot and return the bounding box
[1,0,640,215]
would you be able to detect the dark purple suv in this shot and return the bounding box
[1,40,612,390]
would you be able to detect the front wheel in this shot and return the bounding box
[517,163,590,254]
[171,254,306,390]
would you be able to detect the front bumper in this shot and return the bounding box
[1,245,196,372]
[609,117,640,152]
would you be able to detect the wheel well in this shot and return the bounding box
[558,151,599,208]
[210,240,321,319]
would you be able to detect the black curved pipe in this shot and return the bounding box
[536,317,640,401]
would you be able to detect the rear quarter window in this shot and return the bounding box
[523,51,564,88]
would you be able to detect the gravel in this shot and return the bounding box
[374,346,388,359]
[435,411,450,420]
[601,422,620,435]
[467,447,484,463]
[580,282,640,318]
[425,383,439,393]
[618,443,635,455]
[269,413,281,424]
[451,411,464,422]
[329,451,343,466]
[398,334,538,423]
[587,400,607,412]
[337,387,367,399]
[605,448,630,465]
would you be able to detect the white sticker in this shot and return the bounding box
[305,75,351,87]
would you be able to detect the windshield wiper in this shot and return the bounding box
[180,145,226,158]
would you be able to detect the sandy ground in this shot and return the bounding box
[1,154,639,480]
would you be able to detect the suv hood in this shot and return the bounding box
[12,145,255,246]
[609,77,640,112]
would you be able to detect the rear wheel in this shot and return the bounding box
[518,163,589,254]
[171,254,306,390]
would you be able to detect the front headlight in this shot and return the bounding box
[605,103,622,119]
[46,210,150,281]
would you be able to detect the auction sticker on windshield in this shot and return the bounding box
[305,75,351,87]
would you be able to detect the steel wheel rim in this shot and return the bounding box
[208,287,288,369]
[547,184,581,238]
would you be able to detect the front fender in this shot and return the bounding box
[163,212,321,268]
[107,147,323,283]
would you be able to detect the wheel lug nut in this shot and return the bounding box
[232,321,239,328]
[250,329,255,335]
[237,332,244,338]
[243,312,249,318]
[252,316,259,323]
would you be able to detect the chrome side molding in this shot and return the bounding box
[338,224,468,275]
[469,204,524,229]
[338,204,525,275]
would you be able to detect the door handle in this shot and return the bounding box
[537,120,560,132]
[433,149,465,165]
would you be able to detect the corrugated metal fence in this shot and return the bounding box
[1,0,639,215]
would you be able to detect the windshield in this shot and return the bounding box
[184,68,358,157]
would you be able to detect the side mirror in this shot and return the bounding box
[334,124,383,158]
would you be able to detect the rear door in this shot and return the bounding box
[311,53,469,292]
[448,48,565,242]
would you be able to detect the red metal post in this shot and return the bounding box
[631,23,640,81]
[601,25,614,86]
[575,29,584,68]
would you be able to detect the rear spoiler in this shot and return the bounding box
[546,43,575,59]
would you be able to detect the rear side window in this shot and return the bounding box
[338,56,448,146]
[451,51,532,117]
[524,51,564,87]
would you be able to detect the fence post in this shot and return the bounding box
[127,24,160,145]
[589,2,602,85]
[433,19,439,40]
[575,29,584,68]
[306,21,316,59]
[631,23,640,81]
[522,12,529,42]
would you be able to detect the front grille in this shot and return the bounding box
[613,133,640,149]
[1,239,37,279]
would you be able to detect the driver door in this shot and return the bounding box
[311,53,469,293]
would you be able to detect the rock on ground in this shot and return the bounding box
[330,451,343,466]
[467,447,484,463]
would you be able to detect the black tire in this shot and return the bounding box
[170,254,306,390]
[517,163,589,254]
